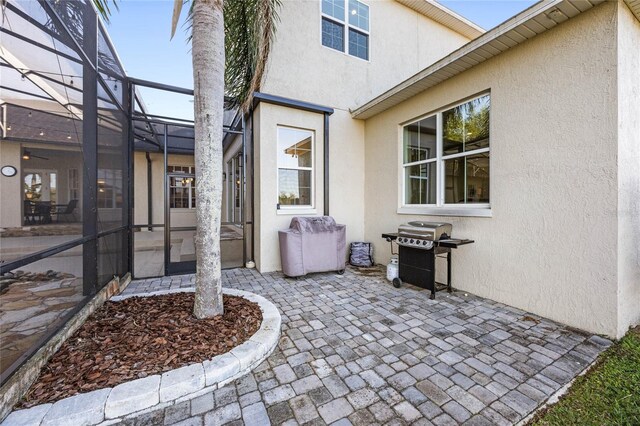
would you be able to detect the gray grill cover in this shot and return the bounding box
[279,216,346,277]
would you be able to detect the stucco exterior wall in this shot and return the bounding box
[254,0,471,273]
[616,2,640,337]
[363,3,621,337]
[261,0,471,110]
[254,103,325,272]
[328,109,366,249]
[0,141,22,228]
[0,142,85,228]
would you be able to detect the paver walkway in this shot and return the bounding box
[120,267,610,426]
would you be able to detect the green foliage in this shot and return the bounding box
[92,0,117,23]
[96,0,282,111]
[223,0,281,110]
[531,328,640,426]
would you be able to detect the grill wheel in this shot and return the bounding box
[392,277,402,288]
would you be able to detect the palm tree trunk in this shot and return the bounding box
[192,0,224,318]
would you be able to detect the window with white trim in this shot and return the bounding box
[321,0,369,60]
[277,127,314,208]
[402,94,490,209]
[168,165,196,209]
[97,169,123,208]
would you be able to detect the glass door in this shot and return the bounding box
[165,172,197,275]
[220,151,244,269]
[23,170,57,225]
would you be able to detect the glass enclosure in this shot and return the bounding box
[0,0,249,385]
[131,87,246,277]
[0,0,129,383]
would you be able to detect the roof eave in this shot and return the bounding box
[624,0,640,21]
[395,0,486,39]
[353,0,606,120]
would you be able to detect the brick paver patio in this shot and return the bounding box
[120,267,610,425]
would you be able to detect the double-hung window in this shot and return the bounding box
[402,93,490,215]
[168,165,196,209]
[321,0,369,60]
[277,126,314,208]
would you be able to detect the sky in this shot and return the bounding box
[104,0,538,117]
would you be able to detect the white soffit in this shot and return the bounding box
[625,0,640,21]
[353,0,605,120]
[395,0,485,39]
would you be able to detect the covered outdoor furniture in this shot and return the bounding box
[52,199,78,222]
[278,216,347,277]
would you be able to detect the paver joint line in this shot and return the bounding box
[2,268,611,425]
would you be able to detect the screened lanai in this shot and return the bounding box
[0,0,248,385]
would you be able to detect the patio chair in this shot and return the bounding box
[53,199,78,223]
[33,201,52,224]
[23,200,37,225]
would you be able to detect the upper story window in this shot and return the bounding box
[277,126,314,208]
[401,94,490,215]
[321,0,369,60]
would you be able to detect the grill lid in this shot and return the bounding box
[398,221,452,241]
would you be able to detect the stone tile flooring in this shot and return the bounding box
[120,267,611,425]
[0,273,83,376]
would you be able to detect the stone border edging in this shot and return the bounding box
[1,288,281,426]
[0,274,131,423]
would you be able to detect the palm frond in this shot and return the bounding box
[224,0,281,111]
[95,0,279,112]
[92,0,118,22]
[170,0,184,40]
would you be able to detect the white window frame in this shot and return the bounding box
[277,125,315,213]
[398,93,492,218]
[168,165,196,209]
[320,0,370,62]
[97,169,122,209]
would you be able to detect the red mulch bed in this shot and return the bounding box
[18,293,262,408]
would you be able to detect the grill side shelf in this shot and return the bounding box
[437,239,474,248]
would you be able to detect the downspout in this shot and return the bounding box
[241,113,247,267]
[250,107,255,264]
[323,112,330,216]
[145,152,152,231]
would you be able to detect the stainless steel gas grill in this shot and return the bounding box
[382,222,473,299]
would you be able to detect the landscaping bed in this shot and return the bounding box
[530,326,640,425]
[18,293,262,408]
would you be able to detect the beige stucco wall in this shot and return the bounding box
[254,0,472,273]
[363,2,623,337]
[0,141,22,228]
[254,103,326,272]
[616,2,640,337]
[261,0,471,110]
[0,141,85,228]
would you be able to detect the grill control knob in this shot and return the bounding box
[423,240,427,245]
[410,239,414,244]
